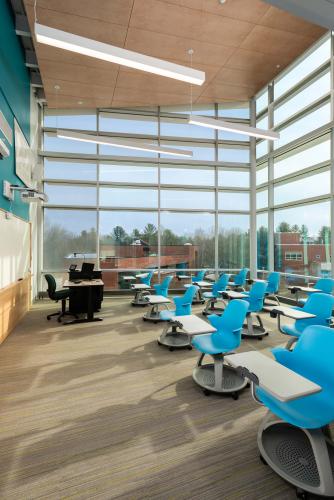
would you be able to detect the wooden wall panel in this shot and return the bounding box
[0,274,31,344]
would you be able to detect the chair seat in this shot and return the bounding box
[281,324,302,338]
[54,289,70,301]
[192,332,235,355]
[203,291,214,299]
[159,310,176,321]
[256,386,334,429]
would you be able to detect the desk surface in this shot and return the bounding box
[123,276,136,281]
[64,279,104,287]
[172,315,216,334]
[131,284,151,290]
[265,305,315,319]
[146,295,171,304]
[288,286,321,293]
[177,275,190,279]
[225,351,321,402]
[135,273,149,278]
[184,281,212,288]
[224,290,247,299]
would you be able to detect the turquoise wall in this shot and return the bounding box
[0,0,31,220]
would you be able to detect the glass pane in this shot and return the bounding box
[256,114,269,129]
[274,71,331,126]
[256,189,268,210]
[160,116,214,139]
[43,132,97,154]
[274,170,330,205]
[274,102,331,150]
[274,37,331,99]
[257,212,268,271]
[274,135,330,179]
[99,210,159,289]
[160,104,215,116]
[43,209,97,270]
[218,130,250,141]
[218,169,250,188]
[99,139,158,158]
[44,110,97,130]
[218,214,250,269]
[218,103,250,119]
[274,201,331,281]
[99,112,158,135]
[161,189,214,210]
[256,141,268,159]
[218,146,250,163]
[100,163,158,184]
[44,159,97,181]
[160,212,215,269]
[160,166,214,186]
[44,183,97,206]
[256,164,268,185]
[256,89,268,114]
[160,142,215,161]
[100,187,157,208]
[218,191,249,211]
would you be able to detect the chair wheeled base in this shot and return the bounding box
[157,322,193,351]
[258,411,334,498]
[143,303,169,323]
[131,290,151,307]
[47,299,77,323]
[202,298,226,316]
[242,314,269,340]
[192,353,248,398]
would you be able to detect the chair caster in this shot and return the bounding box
[296,488,308,499]
[232,391,239,400]
[157,340,162,346]
[154,321,158,324]
[47,316,51,321]
[257,337,263,341]
[57,317,62,323]
[143,317,147,321]
[169,347,174,352]
[203,389,211,396]
[259,454,268,466]
[246,382,251,388]
[187,345,192,350]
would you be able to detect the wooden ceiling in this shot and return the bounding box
[24,0,325,109]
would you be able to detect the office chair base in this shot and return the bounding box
[242,314,268,340]
[64,317,103,325]
[143,304,169,322]
[258,412,334,497]
[157,332,192,350]
[192,363,247,397]
[202,300,226,316]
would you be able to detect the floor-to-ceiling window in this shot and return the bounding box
[42,103,250,290]
[255,32,333,296]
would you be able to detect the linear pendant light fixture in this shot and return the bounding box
[57,130,193,157]
[188,115,280,141]
[35,23,205,86]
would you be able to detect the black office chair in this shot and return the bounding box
[45,274,73,322]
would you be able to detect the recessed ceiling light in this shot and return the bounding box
[54,84,60,90]
[78,100,83,105]
[276,64,281,69]
[219,0,226,4]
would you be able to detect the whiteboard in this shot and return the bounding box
[14,119,34,188]
[0,210,31,289]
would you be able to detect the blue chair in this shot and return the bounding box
[159,285,199,321]
[298,278,334,305]
[254,325,334,497]
[265,272,280,305]
[202,273,230,315]
[239,281,268,339]
[191,270,207,283]
[192,299,249,397]
[158,285,199,350]
[229,268,249,291]
[153,275,173,298]
[140,271,154,286]
[278,292,334,349]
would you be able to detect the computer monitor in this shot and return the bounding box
[81,262,95,274]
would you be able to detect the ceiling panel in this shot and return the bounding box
[23,0,326,108]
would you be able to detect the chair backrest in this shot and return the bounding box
[233,268,249,286]
[295,292,334,332]
[315,278,334,294]
[212,273,229,297]
[174,285,198,316]
[266,272,280,294]
[277,325,334,391]
[208,299,249,351]
[193,270,206,282]
[45,274,57,300]
[140,271,154,286]
[248,281,268,312]
[157,275,173,297]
